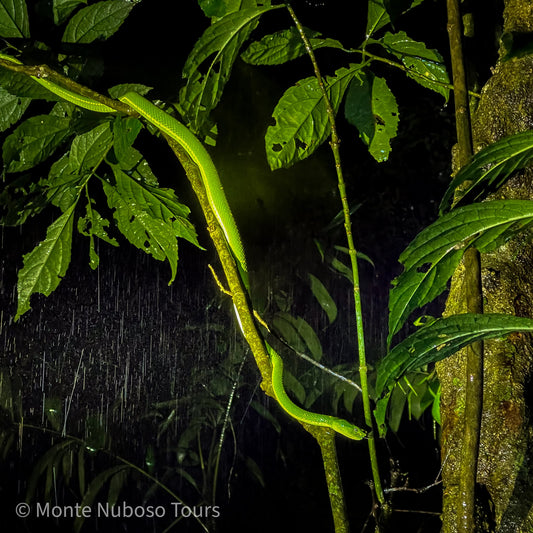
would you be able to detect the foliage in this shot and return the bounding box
[1,0,533,531]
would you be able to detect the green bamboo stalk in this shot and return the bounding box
[445,1,483,531]
[286,1,385,510]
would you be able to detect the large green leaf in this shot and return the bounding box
[440,130,533,213]
[377,313,533,397]
[266,64,361,170]
[104,170,199,283]
[62,0,134,43]
[16,203,77,320]
[388,200,533,345]
[0,0,29,38]
[344,71,399,162]
[242,26,344,65]
[181,5,281,133]
[309,273,337,324]
[3,115,72,173]
[377,31,449,100]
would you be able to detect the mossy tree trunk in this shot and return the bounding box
[436,2,533,532]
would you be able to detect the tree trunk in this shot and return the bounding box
[437,3,533,531]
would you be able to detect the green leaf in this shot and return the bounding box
[16,203,77,320]
[309,274,337,324]
[53,0,88,25]
[331,256,353,284]
[440,130,533,213]
[366,0,425,38]
[26,440,75,503]
[104,170,199,283]
[266,65,361,170]
[344,71,399,162]
[377,314,533,397]
[0,86,30,131]
[377,31,449,100]
[73,465,129,533]
[44,153,87,212]
[3,115,72,173]
[242,26,344,65]
[200,0,271,19]
[108,82,152,100]
[62,0,134,44]
[388,200,533,345]
[78,202,118,269]
[0,0,29,37]
[69,121,113,174]
[273,312,323,360]
[107,468,128,506]
[112,117,142,170]
[181,5,281,133]
[77,442,86,495]
[251,399,281,433]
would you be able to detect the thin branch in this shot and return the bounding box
[286,2,385,512]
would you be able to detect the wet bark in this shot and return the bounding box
[436,2,533,532]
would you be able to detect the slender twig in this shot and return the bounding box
[446,1,483,531]
[286,3,385,513]
[62,348,84,437]
[212,354,246,505]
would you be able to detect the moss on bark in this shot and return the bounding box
[437,5,533,531]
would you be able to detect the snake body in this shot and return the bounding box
[1,52,367,440]
[269,344,366,440]
[119,92,247,273]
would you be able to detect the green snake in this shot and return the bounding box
[1,53,365,440]
[268,344,366,440]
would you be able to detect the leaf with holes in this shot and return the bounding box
[266,64,362,170]
[388,200,533,345]
[378,31,449,100]
[344,71,399,162]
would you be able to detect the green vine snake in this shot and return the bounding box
[0,52,366,441]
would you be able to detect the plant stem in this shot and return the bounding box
[446,1,483,531]
[309,427,350,533]
[163,135,273,389]
[286,1,385,508]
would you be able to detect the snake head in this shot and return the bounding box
[330,418,367,440]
